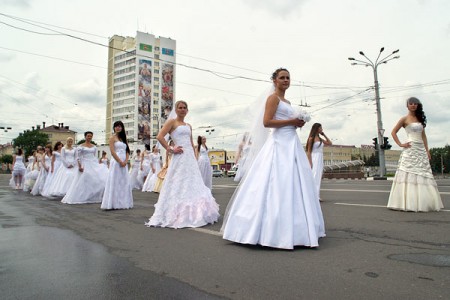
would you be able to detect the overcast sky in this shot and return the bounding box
[1,0,449,151]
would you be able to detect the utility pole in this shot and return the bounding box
[348,47,400,177]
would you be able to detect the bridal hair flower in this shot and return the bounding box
[293,108,311,122]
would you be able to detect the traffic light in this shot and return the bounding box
[372,137,378,148]
[381,137,392,149]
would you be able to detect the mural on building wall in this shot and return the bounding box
[137,59,152,145]
[160,63,174,124]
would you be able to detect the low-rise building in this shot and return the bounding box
[39,123,77,146]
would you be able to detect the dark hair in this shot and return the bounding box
[84,131,93,137]
[113,121,130,154]
[136,149,141,153]
[307,123,322,152]
[145,144,150,151]
[407,97,427,128]
[54,141,63,151]
[197,136,207,153]
[17,148,23,156]
[271,68,289,80]
[45,143,53,155]
[102,151,107,156]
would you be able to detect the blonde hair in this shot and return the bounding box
[175,100,188,109]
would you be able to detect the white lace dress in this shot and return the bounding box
[145,125,219,228]
[101,141,133,210]
[387,122,443,211]
[137,151,151,183]
[311,141,324,199]
[31,154,51,196]
[222,100,326,249]
[9,155,26,189]
[46,148,78,197]
[23,156,38,192]
[197,146,212,189]
[129,155,142,190]
[142,153,162,192]
[62,146,108,204]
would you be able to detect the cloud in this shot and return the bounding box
[0,0,31,8]
[242,0,309,17]
[59,79,105,107]
[0,52,15,62]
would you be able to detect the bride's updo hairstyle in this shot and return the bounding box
[175,100,188,109]
[271,68,289,81]
[407,97,427,128]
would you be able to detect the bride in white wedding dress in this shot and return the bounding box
[221,68,325,249]
[145,100,219,228]
[387,97,443,212]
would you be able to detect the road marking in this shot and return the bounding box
[335,202,450,212]
[189,227,222,237]
[213,184,238,188]
[324,189,450,195]
[335,203,386,208]
[323,189,390,193]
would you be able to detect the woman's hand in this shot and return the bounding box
[120,161,127,168]
[292,119,306,128]
[171,146,183,154]
[399,142,411,148]
[79,166,84,173]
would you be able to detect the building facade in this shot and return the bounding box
[106,31,176,148]
[39,123,77,146]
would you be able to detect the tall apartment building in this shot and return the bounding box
[106,31,176,147]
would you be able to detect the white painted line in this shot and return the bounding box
[335,203,387,208]
[213,184,238,188]
[323,189,450,195]
[322,189,390,193]
[189,227,222,237]
[335,202,450,212]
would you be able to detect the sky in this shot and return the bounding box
[1,0,449,151]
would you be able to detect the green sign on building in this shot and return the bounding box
[139,43,152,52]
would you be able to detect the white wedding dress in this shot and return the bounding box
[46,147,78,197]
[101,141,133,210]
[145,125,219,228]
[142,153,162,192]
[197,145,212,189]
[387,122,443,211]
[62,146,108,204]
[222,100,326,249]
[311,141,324,199]
[129,155,142,190]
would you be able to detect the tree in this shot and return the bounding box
[12,130,49,157]
[0,154,13,164]
[430,145,450,174]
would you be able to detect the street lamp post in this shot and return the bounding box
[348,47,400,177]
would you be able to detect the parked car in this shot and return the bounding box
[212,169,223,177]
[227,165,238,177]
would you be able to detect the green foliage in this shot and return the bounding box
[12,130,49,157]
[363,152,379,167]
[430,145,450,174]
[0,154,13,164]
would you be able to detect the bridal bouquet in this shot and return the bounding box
[293,108,311,122]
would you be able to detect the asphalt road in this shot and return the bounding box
[1,174,449,300]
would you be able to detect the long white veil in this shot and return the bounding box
[233,84,275,181]
[221,84,275,231]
